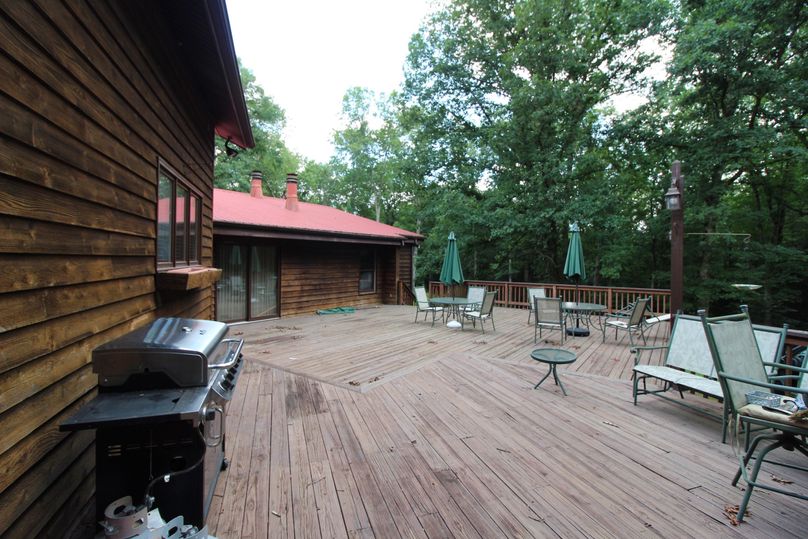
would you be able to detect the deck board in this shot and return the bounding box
[209,306,806,538]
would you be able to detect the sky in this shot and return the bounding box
[226,0,433,163]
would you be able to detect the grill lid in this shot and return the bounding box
[94,318,229,388]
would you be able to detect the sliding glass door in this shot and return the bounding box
[215,242,279,322]
[249,246,279,319]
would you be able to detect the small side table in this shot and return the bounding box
[530,348,577,396]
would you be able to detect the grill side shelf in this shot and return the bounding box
[60,388,208,431]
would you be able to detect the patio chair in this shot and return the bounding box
[526,287,546,324]
[461,290,497,333]
[413,286,444,327]
[602,297,651,347]
[700,306,808,522]
[534,297,566,344]
[461,286,487,313]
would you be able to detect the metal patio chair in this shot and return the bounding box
[603,297,651,347]
[700,306,808,522]
[526,287,547,324]
[461,286,486,314]
[534,297,566,344]
[461,290,497,333]
[413,286,444,327]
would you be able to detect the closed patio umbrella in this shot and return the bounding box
[439,232,464,298]
[563,222,586,302]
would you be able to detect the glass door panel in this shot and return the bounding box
[216,244,247,322]
[250,246,279,319]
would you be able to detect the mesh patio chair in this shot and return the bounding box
[413,286,444,327]
[461,286,487,313]
[534,297,566,344]
[526,288,547,324]
[461,290,497,333]
[700,306,808,522]
[603,297,651,347]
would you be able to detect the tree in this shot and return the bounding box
[401,0,673,283]
[655,0,808,323]
[330,88,413,224]
[214,63,300,194]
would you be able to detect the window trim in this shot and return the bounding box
[157,160,202,270]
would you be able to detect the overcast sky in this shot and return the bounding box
[226,0,433,163]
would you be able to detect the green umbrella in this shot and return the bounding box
[439,232,464,297]
[563,222,586,302]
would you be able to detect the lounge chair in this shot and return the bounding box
[413,286,444,327]
[533,297,566,344]
[700,306,808,522]
[461,290,497,333]
[526,287,546,324]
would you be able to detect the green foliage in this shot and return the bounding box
[214,63,301,195]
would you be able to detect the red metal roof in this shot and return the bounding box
[213,189,422,243]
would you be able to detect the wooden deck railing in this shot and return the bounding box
[428,280,672,315]
[397,280,416,306]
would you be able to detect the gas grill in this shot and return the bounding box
[61,317,245,530]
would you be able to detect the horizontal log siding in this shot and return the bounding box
[280,242,391,317]
[0,2,217,537]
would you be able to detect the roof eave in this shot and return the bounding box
[205,0,254,149]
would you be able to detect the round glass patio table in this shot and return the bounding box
[562,302,606,337]
[429,297,474,320]
[530,348,577,396]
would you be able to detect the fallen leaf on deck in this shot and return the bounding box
[723,504,748,526]
[368,376,380,382]
[472,340,487,345]
[271,511,281,518]
[234,331,243,335]
[348,380,360,386]
[771,474,793,484]
[428,340,438,344]
[603,421,619,428]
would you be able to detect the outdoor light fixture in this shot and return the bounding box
[664,183,682,210]
[224,137,239,158]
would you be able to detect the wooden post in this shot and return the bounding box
[669,161,684,327]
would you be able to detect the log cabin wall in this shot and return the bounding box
[279,241,398,317]
[0,3,221,536]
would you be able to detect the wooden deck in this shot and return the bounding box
[207,306,807,538]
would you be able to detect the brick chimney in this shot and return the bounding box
[285,173,299,211]
[249,170,263,198]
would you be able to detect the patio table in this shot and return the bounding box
[531,348,577,396]
[429,297,474,321]
[562,301,606,337]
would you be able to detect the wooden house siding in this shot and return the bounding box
[0,2,228,536]
[280,242,382,317]
[275,241,414,317]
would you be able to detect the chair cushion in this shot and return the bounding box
[633,365,723,398]
[738,404,808,427]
